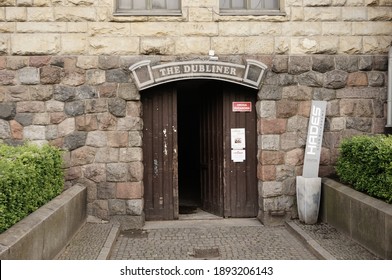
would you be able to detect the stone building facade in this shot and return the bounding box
[0,0,391,227]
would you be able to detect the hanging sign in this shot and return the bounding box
[302,101,327,178]
[232,102,252,112]
[129,59,268,90]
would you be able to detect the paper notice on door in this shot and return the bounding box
[231,149,246,162]
[231,128,246,150]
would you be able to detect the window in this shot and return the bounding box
[219,0,281,15]
[115,0,181,15]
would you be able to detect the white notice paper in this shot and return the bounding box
[231,128,246,150]
[231,149,246,162]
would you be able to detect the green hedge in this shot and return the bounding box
[336,135,392,204]
[0,143,64,233]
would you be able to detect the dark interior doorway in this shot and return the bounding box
[177,81,204,214]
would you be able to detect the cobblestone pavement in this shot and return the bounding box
[56,216,381,260]
[56,222,114,260]
[291,220,380,260]
[109,219,317,260]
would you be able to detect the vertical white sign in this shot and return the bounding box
[303,101,327,178]
[231,128,246,162]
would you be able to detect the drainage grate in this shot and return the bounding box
[192,248,220,259]
[121,229,148,238]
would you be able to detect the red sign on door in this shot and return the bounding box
[232,102,252,112]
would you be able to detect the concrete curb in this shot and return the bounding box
[285,221,336,260]
[97,223,120,260]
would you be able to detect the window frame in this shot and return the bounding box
[219,0,285,16]
[114,0,182,16]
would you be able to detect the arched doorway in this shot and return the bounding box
[142,80,258,220]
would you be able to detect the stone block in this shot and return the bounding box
[140,37,175,55]
[288,56,312,74]
[75,114,98,131]
[27,7,55,21]
[339,36,363,55]
[11,34,60,55]
[97,182,116,200]
[85,99,107,113]
[32,112,50,125]
[0,119,11,139]
[119,147,143,162]
[64,100,85,117]
[23,125,45,140]
[347,72,368,86]
[82,163,106,183]
[324,70,348,89]
[256,100,276,118]
[176,37,211,55]
[108,97,126,117]
[117,117,143,131]
[94,147,119,163]
[97,112,117,131]
[258,85,282,100]
[41,66,63,84]
[86,69,105,85]
[10,120,23,140]
[126,199,143,216]
[63,131,87,151]
[116,182,143,199]
[257,164,276,181]
[276,100,298,118]
[259,118,286,134]
[340,99,374,117]
[89,37,139,55]
[367,72,385,87]
[107,131,128,148]
[107,163,129,182]
[17,67,39,85]
[117,83,139,101]
[286,148,304,166]
[16,101,45,113]
[259,134,280,151]
[346,117,372,132]
[129,131,142,147]
[260,181,283,198]
[0,102,16,120]
[86,131,107,147]
[0,70,16,86]
[259,151,285,165]
[108,199,126,215]
[71,146,96,166]
[61,34,87,55]
[77,56,99,70]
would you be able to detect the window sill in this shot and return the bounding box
[114,10,182,17]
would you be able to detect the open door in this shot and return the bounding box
[223,85,258,218]
[142,81,257,220]
[142,84,178,220]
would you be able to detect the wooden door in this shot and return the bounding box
[199,85,224,216]
[223,84,258,218]
[142,85,178,220]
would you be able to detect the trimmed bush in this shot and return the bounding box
[0,143,64,233]
[336,135,392,204]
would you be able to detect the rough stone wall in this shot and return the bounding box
[0,0,391,226]
[0,1,391,56]
[256,54,388,225]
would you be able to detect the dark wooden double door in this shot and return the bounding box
[142,81,257,220]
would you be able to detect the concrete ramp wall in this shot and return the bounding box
[320,178,392,260]
[0,184,87,260]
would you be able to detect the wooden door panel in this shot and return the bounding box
[142,85,178,220]
[199,86,223,216]
[223,86,258,218]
